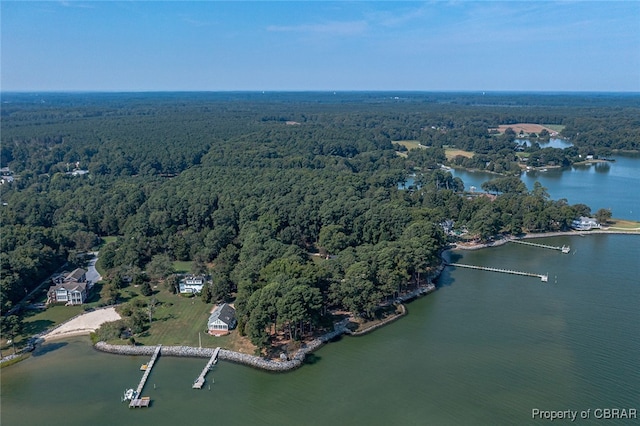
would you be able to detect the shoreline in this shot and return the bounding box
[93,284,436,372]
[8,229,635,369]
[452,228,640,251]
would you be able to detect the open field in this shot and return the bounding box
[122,288,215,347]
[605,218,640,231]
[394,140,423,150]
[445,148,474,160]
[101,236,118,245]
[172,261,193,273]
[491,123,564,135]
[18,305,86,344]
[544,124,565,133]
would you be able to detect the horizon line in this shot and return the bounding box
[3,89,639,95]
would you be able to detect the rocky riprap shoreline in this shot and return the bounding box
[93,283,440,372]
[95,322,349,372]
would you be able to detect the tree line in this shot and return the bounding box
[1,92,635,350]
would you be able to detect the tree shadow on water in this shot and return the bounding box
[435,268,457,288]
[303,353,322,365]
[33,341,68,357]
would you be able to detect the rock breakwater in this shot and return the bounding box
[95,322,349,372]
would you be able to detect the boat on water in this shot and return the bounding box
[561,245,571,254]
[122,389,137,402]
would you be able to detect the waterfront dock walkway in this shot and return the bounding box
[193,347,220,389]
[129,345,161,408]
[509,239,570,253]
[447,263,548,282]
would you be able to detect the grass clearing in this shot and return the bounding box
[101,236,118,245]
[606,219,640,230]
[445,148,474,160]
[544,124,565,133]
[172,260,193,274]
[394,140,423,150]
[120,288,214,347]
[19,305,86,342]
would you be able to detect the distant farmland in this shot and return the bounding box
[491,123,565,135]
[445,148,474,160]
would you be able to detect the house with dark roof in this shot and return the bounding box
[207,303,237,336]
[48,268,90,305]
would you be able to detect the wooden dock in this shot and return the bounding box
[447,263,548,282]
[129,397,150,408]
[509,240,570,253]
[129,345,161,408]
[193,347,220,389]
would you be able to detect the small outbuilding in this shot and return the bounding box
[207,303,237,336]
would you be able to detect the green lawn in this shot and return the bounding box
[445,148,474,160]
[19,305,86,342]
[172,260,193,274]
[123,288,215,347]
[543,124,566,133]
[606,219,640,230]
[394,140,423,150]
[101,236,118,245]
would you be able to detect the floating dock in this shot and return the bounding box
[509,240,570,253]
[447,263,548,282]
[193,347,220,389]
[129,345,161,408]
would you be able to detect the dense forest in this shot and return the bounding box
[1,92,638,349]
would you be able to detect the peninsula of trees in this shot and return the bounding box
[2,92,638,350]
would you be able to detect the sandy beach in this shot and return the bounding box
[43,307,121,341]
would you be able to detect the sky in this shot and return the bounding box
[2,1,639,92]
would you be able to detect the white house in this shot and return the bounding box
[179,275,206,294]
[571,216,601,231]
[207,303,237,336]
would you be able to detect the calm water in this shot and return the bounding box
[2,235,639,426]
[450,155,640,221]
[518,138,574,149]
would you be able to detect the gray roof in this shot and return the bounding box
[208,303,236,326]
[50,281,87,293]
[66,268,87,282]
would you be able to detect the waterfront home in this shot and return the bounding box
[571,216,601,231]
[50,268,87,285]
[48,268,90,305]
[179,275,206,294]
[207,303,237,336]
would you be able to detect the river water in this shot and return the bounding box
[450,155,640,221]
[3,234,639,426]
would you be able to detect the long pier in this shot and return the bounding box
[509,239,570,253]
[447,263,548,282]
[129,345,161,408]
[193,347,220,389]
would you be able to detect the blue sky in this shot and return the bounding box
[2,1,639,92]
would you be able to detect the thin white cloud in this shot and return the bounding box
[266,20,368,37]
[181,16,212,28]
[369,4,431,28]
[58,1,94,9]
